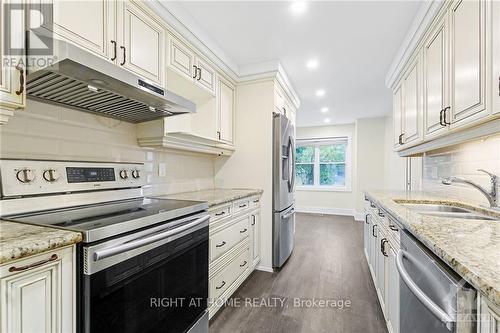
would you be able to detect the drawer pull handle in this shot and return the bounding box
[389,224,399,232]
[240,260,247,267]
[378,211,385,217]
[215,211,226,216]
[370,203,376,208]
[9,254,58,272]
[238,204,247,208]
[15,65,24,96]
[251,215,256,226]
[253,199,259,203]
[216,241,226,248]
[215,281,226,290]
[240,228,247,233]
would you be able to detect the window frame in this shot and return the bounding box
[295,136,352,192]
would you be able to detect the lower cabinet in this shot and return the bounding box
[478,293,500,333]
[0,245,76,333]
[387,245,400,333]
[208,195,261,318]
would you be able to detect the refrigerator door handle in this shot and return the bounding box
[281,208,295,220]
[287,137,295,192]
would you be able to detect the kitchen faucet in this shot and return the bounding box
[442,169,498,209]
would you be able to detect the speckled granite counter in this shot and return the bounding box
[155,188,263,207]
[0,220,82,265]
[365,190,500,308]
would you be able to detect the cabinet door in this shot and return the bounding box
[169,36,195,81]
[118,1,165,85]
[0,247,75,333]
[251,211,261,267]
[449,0,488,124]
[369,223,378,278]
[376,230,386,311]
[424,15,449,138]
[195,57,216,94]
[393,85,403,148]
[363,213,371,261]
[387,246,400,333]
[402,54,423,146]
[493,0,500,115]
[0,0,25,118]
[37,0,115,60]
[217,77,235,144]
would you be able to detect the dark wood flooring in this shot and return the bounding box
[209,213,388,333]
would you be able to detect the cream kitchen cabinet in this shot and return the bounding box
[116,0,165,85]
[448,0,489,126]
[167,35,216,95]
[250,209,261,268]
[0,0,25,124]
[492,0,500,115]
[36,0,165,86]
[393,84,404,148]
[0,246,76,333]
[216,75,235,145]
[423,13,449,139]
[400,52,423,147]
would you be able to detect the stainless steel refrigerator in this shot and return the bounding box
[272,113,296,268]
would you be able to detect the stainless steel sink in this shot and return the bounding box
[401,203,497,221]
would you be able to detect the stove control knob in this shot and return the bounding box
[16,169,35,183]
[131,169,140,179]
[43,169,60,183]
[119,169,129,179]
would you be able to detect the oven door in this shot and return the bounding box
[80,214,209,333]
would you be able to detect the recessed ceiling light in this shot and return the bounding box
[320,107,329,113]
[315,89,325,97]
[290,1,307,15]
[306,58,319,70]
[324,118,331,124]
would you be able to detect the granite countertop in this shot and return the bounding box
[0,220,82,265]
[365,190,500,308]
[155,188,264,207]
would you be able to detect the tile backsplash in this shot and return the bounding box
[0,100,216,195]
[422,134,500,206]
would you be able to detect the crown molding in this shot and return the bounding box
[145,1,301,109]
[385,0,446,90]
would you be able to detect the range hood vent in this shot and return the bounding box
[26,41,196,123]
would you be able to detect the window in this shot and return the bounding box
[295,137,351,191]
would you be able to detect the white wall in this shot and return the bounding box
[295,124,357,216]
[0,100,216,195]
[355,117,386,213]
[214,80,275,271]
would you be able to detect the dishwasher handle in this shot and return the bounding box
[396,250,455,331]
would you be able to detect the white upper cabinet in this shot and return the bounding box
[167,35,217,95]
[117,1,165,85]
[169,36,195,79]
[449,0,488,125]
[37,0,115,60]
[493,0,500,115]
[423,14,449,138]
[0,0,25,123]
[393,85,403,148]
[401,53,423,146]
[217,76,235,145]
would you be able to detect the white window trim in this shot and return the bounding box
[295,136,352,192]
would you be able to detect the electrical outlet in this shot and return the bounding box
[158,163,167,177]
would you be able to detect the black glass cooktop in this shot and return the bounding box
[6,197,208,242]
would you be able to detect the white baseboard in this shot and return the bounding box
[353,212,365,222]
[255,265,274,273]
[296,206,365,222]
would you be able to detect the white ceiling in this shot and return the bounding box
[165,1,422,127]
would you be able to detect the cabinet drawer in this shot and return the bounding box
[233,199,250,214]
[210,246,250,300]
[249,196,261,210]
[210,204,232,223]
[210,216,249,262]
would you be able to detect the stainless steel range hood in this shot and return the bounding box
[26,41,196,123]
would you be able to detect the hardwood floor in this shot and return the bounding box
[209,213,388,333]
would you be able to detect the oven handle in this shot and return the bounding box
[396,250,455,330]
[93,215,210,262]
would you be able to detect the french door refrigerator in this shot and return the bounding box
[272,113,296,268]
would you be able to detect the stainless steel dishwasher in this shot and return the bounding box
[397,230,477,333]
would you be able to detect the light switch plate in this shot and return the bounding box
[158,163,167,177]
